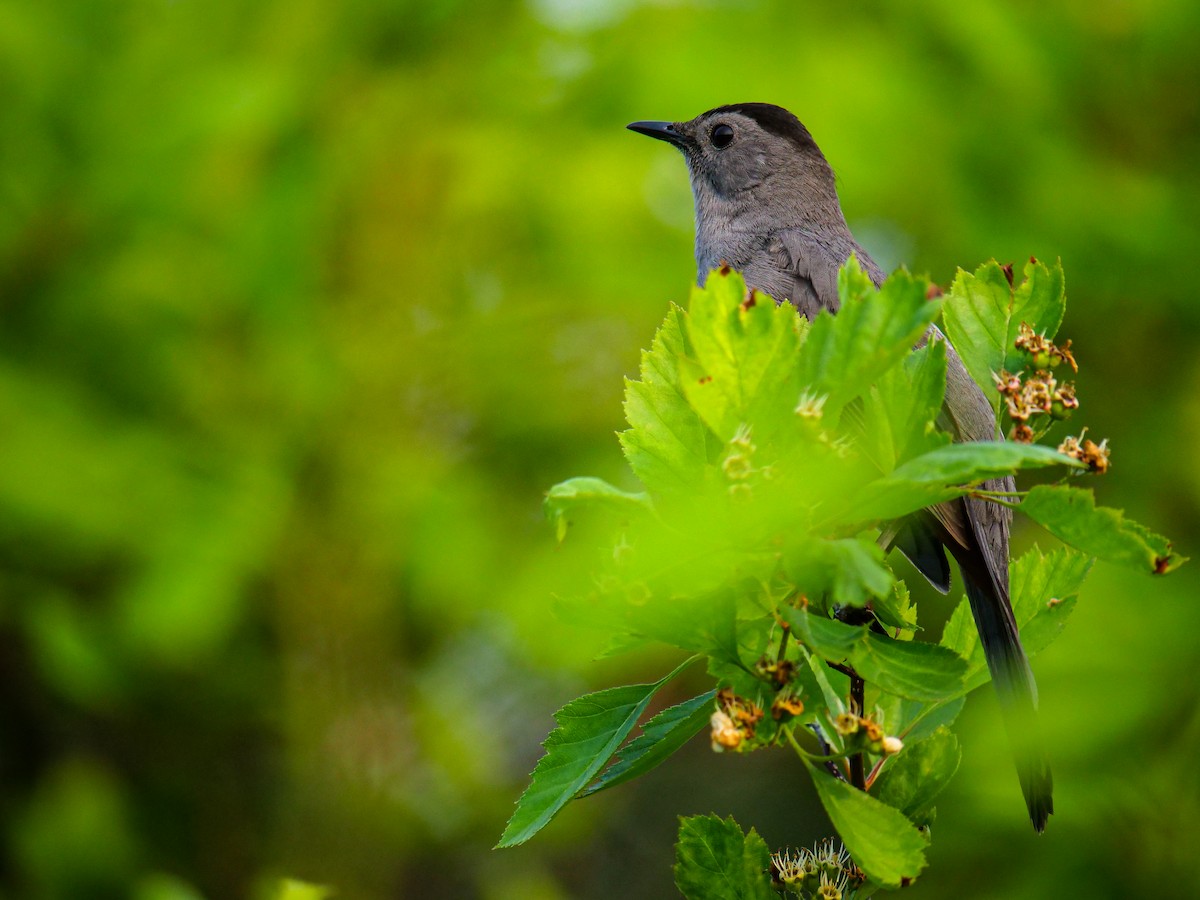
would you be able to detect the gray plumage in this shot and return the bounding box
[629,102,1052,831]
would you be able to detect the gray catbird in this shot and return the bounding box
[628,102,1052,832]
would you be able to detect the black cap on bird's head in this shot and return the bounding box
[627,102,820,155]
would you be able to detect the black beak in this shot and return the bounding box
[627,120,685,147]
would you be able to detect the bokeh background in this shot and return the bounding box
[3,1,1199,897]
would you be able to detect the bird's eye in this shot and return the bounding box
[710,123,734,149]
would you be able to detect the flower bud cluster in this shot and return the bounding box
[771,839,862,899]
[995,370,1079,442]
[995,323,1082,443]
[833,712,903,756]
[709,688,764,752]
[1014,322,1077,371]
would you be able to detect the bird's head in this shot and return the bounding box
[627,103,841,227]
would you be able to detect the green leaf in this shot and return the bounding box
[857,337,950,474]
[270,880,334,900]
[1020,484,1185,574]
[870,580,919,634]
[619,305,714,493]
[784,538,895,608]
[673,815,777,900]
[799,263,940,419]
[942,545,1092,691]
[898,696,966,744]
[1011,545,1092,658]
[854,442,1077,522]
[580,690,717,798]
[941,258,1065,406]
[939,599,978,676]
[798,650,848,718]
[496,657,695,847]
[544,477,653,541]
[680,268,805,444]
[805,762,927,888]
[782,608,965,702]
[875,726,961,821]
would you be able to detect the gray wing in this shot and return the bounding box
[751,228,885,319]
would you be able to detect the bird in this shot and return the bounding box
[627,103,1052,832]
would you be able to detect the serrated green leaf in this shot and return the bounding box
[805,762,927,887]
[544,477,652,541]
[941,258,1065,406]
[619,305,713,493]
[871,580,919,634]
[939,599,978,672]
[858,337,950,474]
[1011,545,1091,660]
[580,690,716,798]
[942,545,1093,691]
[782,608,965,702]
[497,657,695,847]
[673,815,777,900]
[875,726,961,821]
[799,263,941,419]
[620,379,711,493]
[853,441,1077,522]
[680,268,804,444]
[1020,484,1185,574]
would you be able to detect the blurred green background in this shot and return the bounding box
[2,0,1199,897]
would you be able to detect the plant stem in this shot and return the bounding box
[775,620,790,663]
[785,728,850,770]
[848,670,866,791]
[865,757,888,790]
[969,488,1023,509]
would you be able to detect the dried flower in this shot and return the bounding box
[711,689,764,751]
[862,719,884,745]
[730,424,755,453]
[993,369,1023,396]
[771,693,805,721]
[1050,382,1078,420]
[710,710,742,751]
[755,656,797,687]
[1058,429,1111,474]
[795,391,827,420]
[1080,438,1110,473]
[834,712,860,736]
[1014,321,1078,371]
[723,453,753,480]
[1053,338,1078,372]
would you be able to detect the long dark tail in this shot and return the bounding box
[963,571,1054,832]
